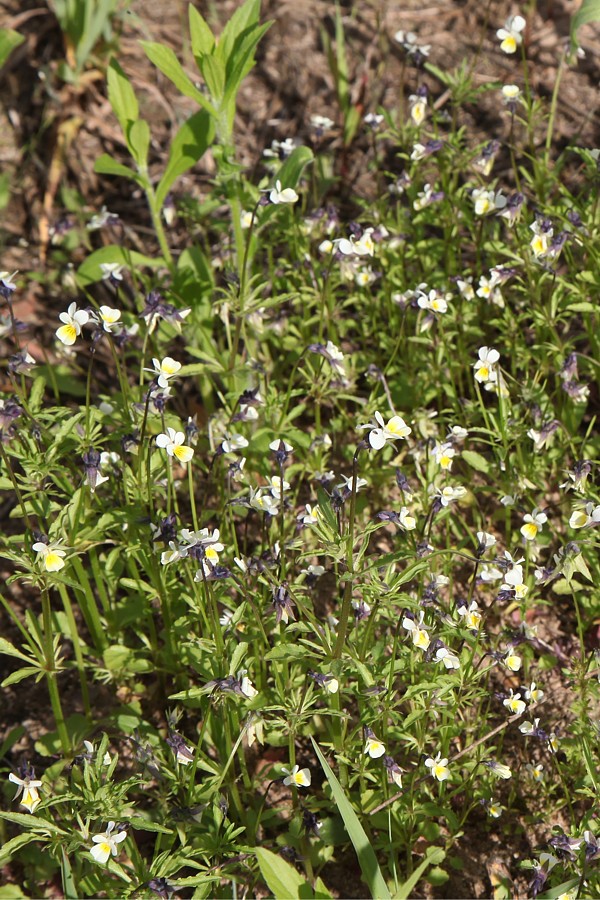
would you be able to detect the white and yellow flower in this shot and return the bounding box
[359,411,411,450]
[9,771,43,813]
[496,15,526,54]
[520,509,547,542]
[425,752,450,781]
[90,821,127,865]
[156,428,194,463]
[32,540,67,572]
[282,764,311,787]
[56,302,89,346]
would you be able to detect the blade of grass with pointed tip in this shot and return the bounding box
[311,738,390,900]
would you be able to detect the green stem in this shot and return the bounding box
[333,449,361,659]
[41,588,70,754]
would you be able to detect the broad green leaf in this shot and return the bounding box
[188,5,215,57]
[94,153,144,184]
[0,28,25,69]
[107,58,139,135]
[0,832,42,867]
[0,811,68,835]
[222,22,272,108]
[155,110,215,210]
[216,0,261,65]
[393,847,445,899]
[61,848,78,900]
[140,41,217,117]
[77,245,164,286]
[275,145,314,192]
[228,641,249,676]
[199,53,226,104]
[126,118,151,168]
[311,738,391,899]
[255,847,314,899]
[570,0,600,51]
[462,449,491,474]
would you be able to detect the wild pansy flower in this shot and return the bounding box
[484,760,512,779]
[569,503,600,529]
[401,610,430,650]
[268,475,290,499]
[502,83,522,106]
[364,727,386,759]
[496,14,526,54]
[364,112,384,130]
[473,140,500,176]
[270,585,296,625]
[436,484,467,507]
[519,717,547,738]
[301,504,320,526]
[310,114,334,133]
[408,89,427,126]
[148,356,182,390]
[395,30,431,62]
[8,349,36,376]
[309,671,339,694]
[434,645,460,669]
[433,442,456,470]
[382,756,403,787]
[282,764,311,787]
[166,732,195,765]
[521,509,548,542]
[269,438,293,464]
[156,428,194,463]
[32,539,67,572]
[0,270,18,297]
[87,206,119,231]
[473,346,500,384]
[526,762,545,782]
[417,287,451,314]
[97,306,121,333]
[263,137,297,160]
[530,219,553,258]
[268,180,298,205]
[83,740,111,766]
[100,262,125,283]
[457,599,482,630]
[498,191,525,225]
[359,411,411,450]
[352,598,371,620]
[477,531,497,554]
[503,689,526,715]
[503,650,522,672]
[487,800,504,818]
[335,228,375,257]
[472,187,507,216]
[477,272,504,307]
[413,183,444,211]
[56,302,89,346]
[425,752,450,781]
[90,821,127,865]
[355,266,377,287]
[523,682,544,704]
[9,767,43,813]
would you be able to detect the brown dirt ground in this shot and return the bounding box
[1,1,600,897]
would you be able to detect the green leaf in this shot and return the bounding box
[61,848,78,900]
[0,28,25,69]
[2,666,40,688]
[199,53,226,104]
[0,637,36,664]
[107,58,139,135]
[188,5,215,57]
[140,41,217,116]
[216,0,261,65]
[570,0,600,51]
[0,832,42,867]
[461,450,491,474]
[222,22,272,108]
[311,739,391,899]
[155,110,215,210]
[228,641,249,676]
[126,118,151,168]
[255,847,315,899]
[0,811,68,835]
[77,246,164,286]
[274,145,314,192]
[393,847,446,899]
[94,154,142,182]
[264,643,310,661]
